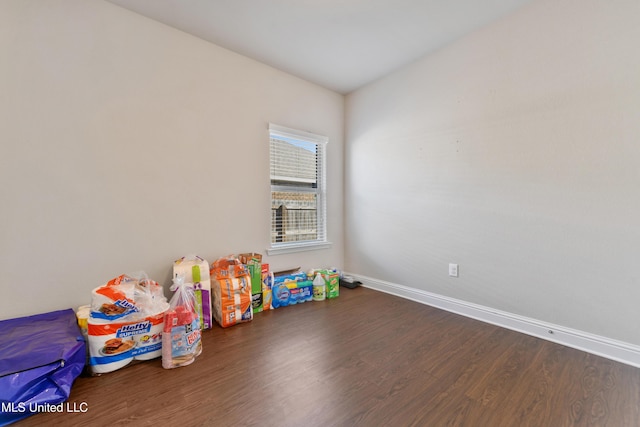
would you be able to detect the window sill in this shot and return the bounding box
[267,241,333,256]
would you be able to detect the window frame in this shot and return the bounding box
[267,123,331,255]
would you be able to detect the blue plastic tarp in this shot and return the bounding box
[0,309,86,426]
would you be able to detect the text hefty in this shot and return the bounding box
[88,315,163,336]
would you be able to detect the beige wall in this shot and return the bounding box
[0,0,344,319]
[345,0,640,345]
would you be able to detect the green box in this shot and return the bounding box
[321,271,340,299]
[239,253,263,313]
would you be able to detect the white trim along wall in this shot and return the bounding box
[349,273,640,369]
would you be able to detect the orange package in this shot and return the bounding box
[210,256,253,328]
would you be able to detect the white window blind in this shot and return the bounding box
[269,124,328,253]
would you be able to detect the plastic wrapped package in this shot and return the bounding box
[271,272,313,308]
[210,256,253,327]
[162,276,202,369]
[173,255,212,330]
[87,272,169,375]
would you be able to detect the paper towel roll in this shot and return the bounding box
[90,352,132,374]
[87,318,135,374]
[133,304,168,361]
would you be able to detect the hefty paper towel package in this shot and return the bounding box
[88,311,165,374]
[88,273,169,375]
[173,255,212,330]
[210,256,253,328]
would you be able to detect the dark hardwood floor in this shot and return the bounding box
[18,287,640,426]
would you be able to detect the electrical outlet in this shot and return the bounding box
[449,263,459,277]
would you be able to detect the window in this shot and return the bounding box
[268,124,330,254]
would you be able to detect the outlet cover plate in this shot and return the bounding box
[449,263,459,277]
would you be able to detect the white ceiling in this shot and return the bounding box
[107,0,533,94]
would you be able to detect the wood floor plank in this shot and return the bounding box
[14,287,640,427]
[498,341,574,426]
[465,332,544,408]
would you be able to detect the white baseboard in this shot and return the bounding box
[347,273,640,369]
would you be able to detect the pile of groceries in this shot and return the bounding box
[75,254,343,375]
[0,252,349,425]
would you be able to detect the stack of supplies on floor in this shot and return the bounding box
[87,272,169,374]
[210,256,253,328]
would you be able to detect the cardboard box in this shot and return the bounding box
[239,253,263,313]
[321,270,340,299]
